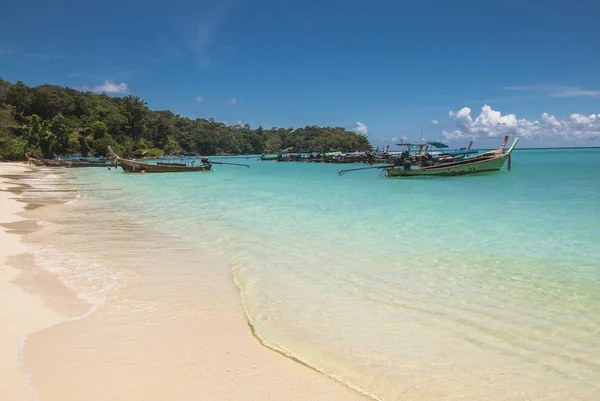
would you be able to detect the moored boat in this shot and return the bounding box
[385,137,518,177]
[32,157,68,167]
[337,136,518,177]
[108,146,250,173]
[117,156,212,173]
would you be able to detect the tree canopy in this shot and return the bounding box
[0,78,372,160]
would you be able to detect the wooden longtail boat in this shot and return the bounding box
[106,146,209,172]
[385,137,518,177]
[337,136,518,177]
[117,156,212,173]
[108,146,250,173]
[35,157,68,167]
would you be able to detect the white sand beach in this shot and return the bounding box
[0,163,368,401]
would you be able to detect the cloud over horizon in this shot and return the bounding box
[443,105,600,142]
[226,97,237,105]
[89,80,130,94]
[352,121,368,135]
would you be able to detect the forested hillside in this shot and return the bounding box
[0,79,372,160]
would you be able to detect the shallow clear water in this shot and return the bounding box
[49,149,600,399]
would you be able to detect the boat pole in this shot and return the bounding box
[337,165,393,176]
[207,160,251,168]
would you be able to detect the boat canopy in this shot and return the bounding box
[395,143,423,147]
[426,141,449,149]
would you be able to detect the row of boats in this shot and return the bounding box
[260,151,392,164]
[25,136,519,178]
[260,141,479,164]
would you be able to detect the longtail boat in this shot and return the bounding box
[337,136,518,177]
[385,136,518,177]
[117,155,211,173]
[27,155,68,167]
[108,146,250,173]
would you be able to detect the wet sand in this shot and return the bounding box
[0,163,368,401]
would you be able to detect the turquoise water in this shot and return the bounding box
[68,149,600,399]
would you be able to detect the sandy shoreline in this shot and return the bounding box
[0,163,368,401]
[0,163,75,401]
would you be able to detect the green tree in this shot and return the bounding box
[30,85,75,119]
[23,114,44,152]
[89,120,109,139]
[120,95,148,143]
[0,78,11,107]
[0,110,26,160]
[5,81,33,115]
[47,114,71,155]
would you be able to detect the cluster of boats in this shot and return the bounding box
[260,151,391,164]
[25,136,519,178]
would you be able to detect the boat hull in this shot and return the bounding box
[119,158,212,173]
[38,159,68,167]
[36,159,114,168]
[64,161,114,168]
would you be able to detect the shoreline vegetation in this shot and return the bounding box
[0,78,371,161]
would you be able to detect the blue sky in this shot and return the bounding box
[1,0,599,147]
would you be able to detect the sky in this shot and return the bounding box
[1,0,599,148]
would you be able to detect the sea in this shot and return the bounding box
[21,148,600,400]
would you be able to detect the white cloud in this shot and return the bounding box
[443,104,600,142]
[195,95,204,103]
[431,119,439,124]
[92,80,129,94]
[352,121,368,135]
[505,84,600,98]
[171,3,234,67]
[226,97,237,105]
[390,136,408,143]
